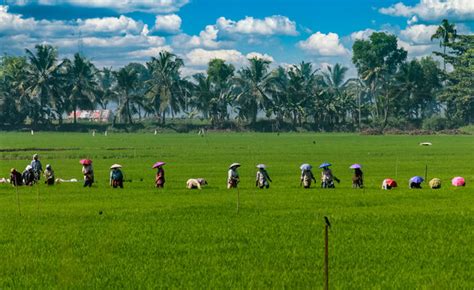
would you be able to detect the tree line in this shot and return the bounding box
[0,19,472,131]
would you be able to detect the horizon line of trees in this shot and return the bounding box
[0,19,472,131]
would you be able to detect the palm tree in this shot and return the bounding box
[431,19,457,71]
[96,67,117,110]
[64,53,98,124]
[204,59,235,126]
[286,61,319,126]
[320,64,353,128]
[321,64,348,92]
[114,66,139,124]
[24,44,64,125]
[267,66,290,128]
[0,56,28,125]
[235,57,272,124]
[191,73,213,120]
[146,51,185,124]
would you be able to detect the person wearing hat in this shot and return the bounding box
[256,165,272,189]
[300,168,316,189]
[110,166,124,188]
[82,163,94,187]
[22,165,35,186]
[155,165,165,188]
[186,178,208,189]
[227,163,240,189]
[409,181,422,189]
[352,168,364,188]
[10,168,23,186]
[30,154,43,182]
[43,164,55,185]
[429,178,441,189]
[321,166,340,188]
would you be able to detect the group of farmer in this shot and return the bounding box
[5,155,467,190]
[227,162,359,190]
[9,154,55,187]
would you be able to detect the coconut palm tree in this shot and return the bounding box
[286,61,319,126]
[235,57,272,124]
[0,56,28,125]
[204,59,235,126]
[146,51,185,124]
[267,66,290,127]
[96,67,117,110]
[24,44,64,125]
[431,19,457,71]
[320,64,354,129]
[114,66,139,124]
[64,53,98,124]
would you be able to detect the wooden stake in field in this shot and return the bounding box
[424,164,428,181]
[324,216,331,290]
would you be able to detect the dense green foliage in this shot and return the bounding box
[0,132,473,288]
[0,20,472,131]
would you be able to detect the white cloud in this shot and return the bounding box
[80,35,166,48]
[379,0,474,21]
[0,5,36,33]
[8,0,190,13]
[78,15,144,35]
[0,6,169,67]
[246,52,274,62]
[298,32,348,56]
[398,39,436,57]
[171,15,297,51]
[350,28,377,41]
[172,24,221,49]
[216,15,298,36]
[154,14,181,33]
[185,48,247,66]
[400,24,438,44]
[127,46,173,59]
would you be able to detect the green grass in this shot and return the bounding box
[0,132,473,288]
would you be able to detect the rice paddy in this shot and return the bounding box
[0,132,473,288]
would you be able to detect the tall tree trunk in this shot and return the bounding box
[73,106,77,124]
[127,101,133,124]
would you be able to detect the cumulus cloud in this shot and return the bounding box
[78,15,144,35]
[246,52,274,62]
[398,40,436,57]
[154,14,181,33]
[170,15,297,51]
[399,24,438,44]
[216,15,298,36]
[172,24,221,49]
[127,46,173,59]
[298,32,348,56]
[7,0,190,13]
[185,48,247,66]
[0,5,36,33]
[0,6,168,66]
[379,0,474,21]
[350,28,377,41]
[185,48,275,67]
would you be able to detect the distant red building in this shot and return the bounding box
[67,110,113,123]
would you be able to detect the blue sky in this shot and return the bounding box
[1,0,473,76]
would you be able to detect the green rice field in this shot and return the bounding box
[0,132,473,288]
